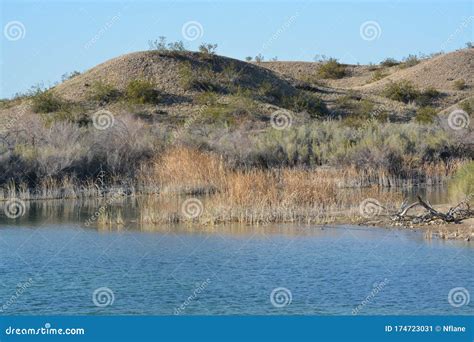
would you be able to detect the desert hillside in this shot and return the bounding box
[1,48,472,126]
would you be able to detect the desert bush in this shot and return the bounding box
[199,43,218,56]
[31,89,65,113]
[370,70,387,82]
[383,81,420,103]
[178,63,222,92]
[415,106,437,124]
[415,87,441,106]
[459,99,473,115]
[61,71,81,82]
[199,93,258,125]
[125,80,160,104]
[254,54,264,63]
[453,79,466,90]
[245,56,252,62]
[449,161,474,204]
[317,58,346,79]
[283,92,327,118]
[148,36,186,53]
[380,58,399,67]
[399,54,419,68]
[88,81,120,103]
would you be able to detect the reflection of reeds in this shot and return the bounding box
[97,209,125,229]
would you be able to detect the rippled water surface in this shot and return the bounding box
[0,195,473,315]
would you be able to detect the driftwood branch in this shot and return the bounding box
[390,196,474,224]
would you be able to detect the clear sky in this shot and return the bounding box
[1,0,472,98]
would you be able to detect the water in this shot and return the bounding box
[0,194,473,315]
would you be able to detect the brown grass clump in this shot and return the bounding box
[138,147,403,225]
[149,146,226,195]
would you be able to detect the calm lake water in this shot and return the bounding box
[0,196,472,315]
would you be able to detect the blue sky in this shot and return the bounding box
[1,0,472,98]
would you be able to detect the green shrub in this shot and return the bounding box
[415,106,437,124]
[370,70,387,82]
[89,81,120,103]
[453,79,466,90]
[449,161,474,204]
[459,99,473,115]
[282,92,326,118]
[125,80,160,104]
[380,58,399,67]
[317,58,346,79]
[383,81,440,105]
[383,81,420,103]
[178,63,221,92]
[195,91,218,106]
[31,89,65,113]
[416,87,440,106]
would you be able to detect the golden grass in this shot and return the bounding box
[137,147,404,225]
[145,147,226,195]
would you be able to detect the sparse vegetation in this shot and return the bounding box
[199,43,218,56]
[88,81,121,103]
[383,80,420,103]
[317,58,346,79]
[31,88,66,113]
[453,79,466,90]
[125,80,161,104]
[459,99,473,115]
[383,81,440,105]
[380,58,399,67]
[255,54,264,63]
[148,36,187,54]
[399,54,420,68]
[370,69,388,82]
[415,106,437,124]
[61,71,81,82]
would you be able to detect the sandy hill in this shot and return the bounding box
[2,49,472,126]
[260,49,474,109]
[361,49,474,92]
[54,51,298,102]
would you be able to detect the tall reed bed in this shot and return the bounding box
[137,147,403,225]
